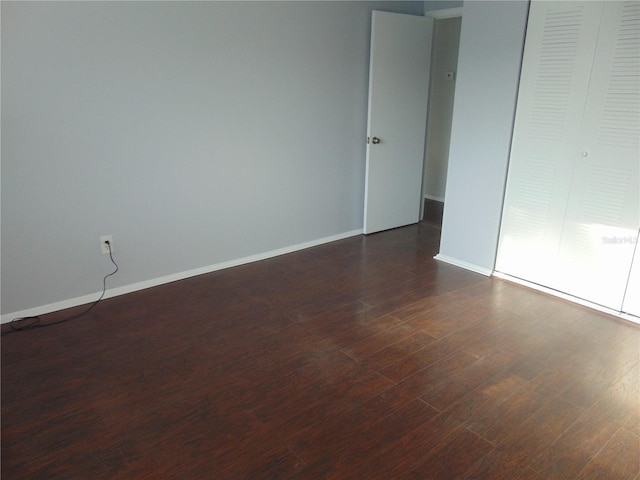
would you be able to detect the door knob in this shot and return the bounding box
[372,137,381,144]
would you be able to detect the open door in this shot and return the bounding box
[363,11,433,234]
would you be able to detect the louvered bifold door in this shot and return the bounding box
[555,1,640,309]
[497,1,640,311]
[622,230,640,317]
[496,1,603,289]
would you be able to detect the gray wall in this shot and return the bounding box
[438,0,529,272]
[423,16,462,201]
[424,1,463,14]
[1,1,424,318]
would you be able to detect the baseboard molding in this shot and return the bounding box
[492,272,640,325]
[1,229,363,324]
[434,254,493,276]
[424,194,445,203]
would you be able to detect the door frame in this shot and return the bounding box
[420,7,463,220]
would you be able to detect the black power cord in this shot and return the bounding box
[1,241,119,336]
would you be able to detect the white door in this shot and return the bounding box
[495,1,603,286]
[496,1,640,311]
[553,1,640,309]
[622,232,640,317]
[363,11,433,234]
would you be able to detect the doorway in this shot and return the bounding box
[421,12,462,227]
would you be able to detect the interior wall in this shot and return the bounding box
[423,16,462,202]
[437,0,530,273]
[0,1,424,318]
[424,1,463,14]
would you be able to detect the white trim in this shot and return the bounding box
[434,254,493,276]
[492,272,640,325]
[1,229,363,324]
[425,7,463,20]
[424,194,445,203]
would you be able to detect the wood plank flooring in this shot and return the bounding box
[2,220,639,479]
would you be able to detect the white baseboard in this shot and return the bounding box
[492,272,640,325]
[1,229,363,324]
[424,194,445,203]
[434,254,493,276]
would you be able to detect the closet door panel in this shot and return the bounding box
[555,1,640,309]
[622,232,640,317]
[496,1,603,286]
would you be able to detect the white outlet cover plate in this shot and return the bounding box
[100,235,114,254]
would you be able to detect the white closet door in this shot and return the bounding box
[554,1,640,309]
[496,1,603,285]
[622,232,640,317]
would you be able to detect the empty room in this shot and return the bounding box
[2,1,638,479]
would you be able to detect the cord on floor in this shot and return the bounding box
[1,243,119,336]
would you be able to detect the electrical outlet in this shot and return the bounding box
[100,235,114,254]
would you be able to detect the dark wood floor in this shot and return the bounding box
[2,219,639,479]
